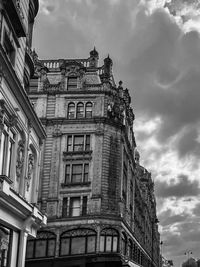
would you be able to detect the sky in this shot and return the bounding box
[33,0,200,265]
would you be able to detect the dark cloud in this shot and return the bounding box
[159,209,189,227]
[155,174,200,198]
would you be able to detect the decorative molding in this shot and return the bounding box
[26,153,34,191]
[16,139,25,181]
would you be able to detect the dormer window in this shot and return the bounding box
[67,77,78,90]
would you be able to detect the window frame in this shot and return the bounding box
[64,162,90,184]
[62,196,88,218]
[76,102,84,119]
[67,76,78,90]
[67,102,75,119]
[66,134,91,152]
[85,102,93,118]
[60,229,97,256]
[26,231,56,259]
[99,228,119,253]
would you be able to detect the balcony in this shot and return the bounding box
[3,0,26,37]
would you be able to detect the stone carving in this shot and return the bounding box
[9,114,18,127]
[26,153,34,191]
[0,100,5,138]
[16,140,25,181]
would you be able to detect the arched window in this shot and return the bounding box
[60,228,96,256]
[68,103,75,119]
[128,239,133,259]
[121,232,127,255]
[77,102,84,118]
[100,228,119,253]
[26,231,56,259]
[85,102,93,118]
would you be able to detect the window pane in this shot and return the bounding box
[106,236,112,252]
[87,236,96,253]
[60,238,70,255]
[85,135,90,151]
[83,164,89,182]
[67,136,72,151]
[73,136,84,151]
[70,198,80,217]
[47,239,55,257]
[35,240,46,257]
[0,132,6,174]
[85,103,92,118]
[65,165,70,183]
[26,241,34,258]
[62,198,68,217]
[72,164,82,183]
[71,237,85,254]
[82,196,87,216]
[113,236,118,252]
[77,103,84,118]
[68,77,77,90]
[68,103,75,119]
[100,236,105,252]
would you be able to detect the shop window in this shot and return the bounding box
[64,162,89,184]
[62,196,88,217]
[0,225,12,267]
[26,231,56,259]
[77,102,84,118]
[60,229,96,256]
[100,228,119,253]
[67,103,75,119]
[85,102,93,118]
[67,77,78,90]
[0,124,15,177]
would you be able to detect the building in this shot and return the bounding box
[25,48,160,267]
[0,1,46,267]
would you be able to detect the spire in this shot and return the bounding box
[89,47,99,68]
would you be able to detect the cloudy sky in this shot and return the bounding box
[33,0,200,265]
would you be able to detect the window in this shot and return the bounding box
[121,233,127,255]
[100,228,119,253]
[64,163,89,184]
[60,229,96,256]
[62,196,88,217]
[67,135,90,152]
[128,239,133,259]
[0,124,15,177]
[0,225,13,267]
[3,31,15,66]
[67,77,78,90]
[67,103,75,119]
[122,150,128,203]
[77,102,84,119]
[26,231,56,259]
[85,102,93,118]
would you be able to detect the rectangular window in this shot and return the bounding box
[73,135,84,151]
[0,225,12,266]
[72,164,82,183]
[67,77,78,90]
[71,237,85,254]
[47,240,56,257]
[62,198,68,217]
[64,163,89,184]
[67,135,72,151]
[67,135,90,152]
[63,196,88,218]
[100,236,105,252]
[87,236,96,253]
[60,238,70,256]
[26,240,34,259]
[82,196,87,216]
[35,240,46,258]
[69,197,81,217]
[3,31,16,66]
[85,135,90,151]
[106,236,112,252]
[0,127,15,177]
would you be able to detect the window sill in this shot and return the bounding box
[61,182,91,187]
[63,150,92,156]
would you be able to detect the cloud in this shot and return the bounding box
[155,174,200,198]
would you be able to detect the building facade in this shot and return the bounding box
[25,48,160,267]
[0,1,46,267]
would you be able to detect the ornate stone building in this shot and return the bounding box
[25,48,160,267]
[0,1,46,267]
